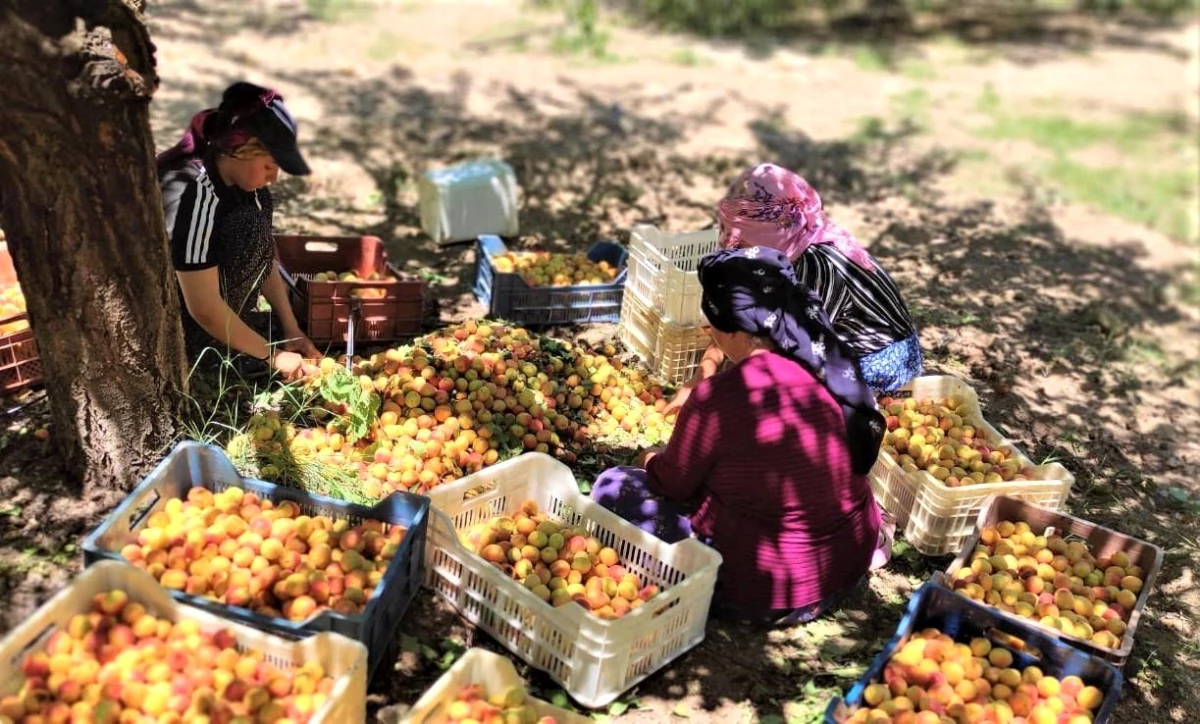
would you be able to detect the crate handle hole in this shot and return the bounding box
[985,627,1042,661]
[461,481,498,504]
[12,622,56,667]
[415,702,450,724]
[302,241,340,254]
[129,490,162,529]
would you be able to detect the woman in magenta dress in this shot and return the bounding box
[591,245,889,625]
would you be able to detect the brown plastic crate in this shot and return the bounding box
[0,245,42,393]
[0,323,41,393]
[276,235,425,346]
[941,494,1164,667]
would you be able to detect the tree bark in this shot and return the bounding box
[0,0,187,505]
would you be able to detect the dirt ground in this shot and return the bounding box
[2,1,1198,722]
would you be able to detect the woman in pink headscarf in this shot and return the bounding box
[667,163,922,413]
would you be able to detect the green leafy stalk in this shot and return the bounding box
[318,365,381,443]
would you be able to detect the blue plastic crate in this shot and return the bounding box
[826,580,1123,724]
[81,441,428,683]
[473,235,628,326]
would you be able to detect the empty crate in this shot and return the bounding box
[419,159,520,245]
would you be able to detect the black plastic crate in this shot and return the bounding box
[826,580,1123,723]
[473,235,627,326]
[81,441,428,682]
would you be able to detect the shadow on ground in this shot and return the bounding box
[0,3,1195,722]
[608,0,1193,67]
[198,56,1197,721]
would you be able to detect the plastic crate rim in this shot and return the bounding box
[82,440,431,631]
[3,560,370,724]
[476,235,629,291]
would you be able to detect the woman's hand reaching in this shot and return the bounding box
[283,332,321,360]
[270,349,305,382]
[663,383,694,415]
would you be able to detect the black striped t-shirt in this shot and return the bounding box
[160,158,276,355]
[794,244,917,357]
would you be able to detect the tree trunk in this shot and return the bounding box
[0,0,187,506]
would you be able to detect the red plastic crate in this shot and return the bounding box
[0,245,42,393]
[276,235,425,346]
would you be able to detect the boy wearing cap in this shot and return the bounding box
[157,81,320,379]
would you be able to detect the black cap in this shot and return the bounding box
[221,82,312,177]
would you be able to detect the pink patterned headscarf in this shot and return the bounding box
[716,163,875,271]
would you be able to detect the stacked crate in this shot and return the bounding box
[618,225,719,386]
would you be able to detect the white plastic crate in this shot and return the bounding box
[0,561,368,724]
[402,648,590,723]
[419,159,520,245]
[619,291,712,387]
[625,225,719,326]
[423,453,722,708]
[872,376,1075,556]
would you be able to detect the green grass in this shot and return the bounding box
[367,32,409,61]
[851,44,892,71]
[304,0,373,22]
[1173,259,1200,307]
[899,56,938,80]
[975,83,1002,114]
[667,47,710,66]
[831,40,939,78]
[550,32,619,62]
[889,87,933,130]
[1044,159,1197,243]
[973,91,1199,243]
[980,109,1193,155]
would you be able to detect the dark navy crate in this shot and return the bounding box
[825,580,1123,724]
[473,234,627,326]
[81,441,428,683]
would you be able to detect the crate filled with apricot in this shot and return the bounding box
[878,394,1035,487]
[843,629,1108,723]
[491,250,620,287]
[827,581,1121,724]
[1,588,338,724]
[942,499,1163,668]
[116,486,407,622]
[276,234,425,344]
[434,684,560,724]
[459,500,660,619]
[866,377,1075,556]
[474,236,627,325]
[0,282,29,334]
[403,648,588,723]
[307,269,405,298]
[0,248,43,394]
[425,453,722,707]
[82,441,430,681]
